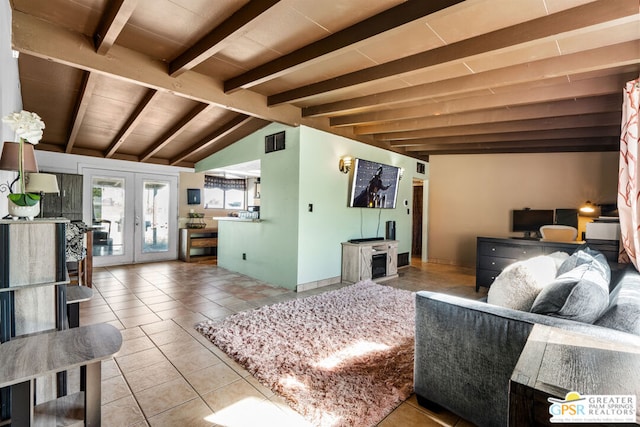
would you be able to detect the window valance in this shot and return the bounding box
[204,175,247,191]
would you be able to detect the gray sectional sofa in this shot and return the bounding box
[414,247,640,427]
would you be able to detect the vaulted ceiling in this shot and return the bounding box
[9,0,640,167]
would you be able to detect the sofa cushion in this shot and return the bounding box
[487,253,567,311]
[530,250,610,323]
[594,269,640,336]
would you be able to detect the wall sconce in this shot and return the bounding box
[339,156,352,174]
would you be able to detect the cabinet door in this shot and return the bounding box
[387,243,398,275]
[41,173,63,217]
[61,174,83,216]
[359,246,372,280]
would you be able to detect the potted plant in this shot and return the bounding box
[2,110,45,218]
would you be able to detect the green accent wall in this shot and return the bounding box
[297,126,416,285]
[195,124,425,290]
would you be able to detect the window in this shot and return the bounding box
[204,176,247,209]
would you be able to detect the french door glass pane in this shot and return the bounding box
[142,180,170,253]
[92,177,125,257]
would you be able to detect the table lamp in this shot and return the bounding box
[0,141,39,193]
[26,173,59,217]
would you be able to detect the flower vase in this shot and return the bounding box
[7,199,40,220]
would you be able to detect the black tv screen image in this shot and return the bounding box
[349,158,400,209]
[512,209,554,238]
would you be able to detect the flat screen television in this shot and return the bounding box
[349,158,400,209]
[512,209,554,238]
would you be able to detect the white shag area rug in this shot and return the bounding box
[195,280,415,427]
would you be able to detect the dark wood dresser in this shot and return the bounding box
[475,237,583,291]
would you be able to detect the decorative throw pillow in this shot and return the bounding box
[487,255,560,311]
[530,252,610,323]
[547,251,571,269]
[594,274,640,336]
[556,246,609,279]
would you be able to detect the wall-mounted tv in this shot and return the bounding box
[512,209,554,238]
[349,158,400,209]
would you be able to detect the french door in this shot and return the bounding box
[81,168,178,267]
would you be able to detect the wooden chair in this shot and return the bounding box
[66,221,89,286]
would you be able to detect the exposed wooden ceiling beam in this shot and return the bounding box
[104,89,160,158]
[353,75,628,135]
[11,10,299,124]
[65,71,98,153]
[399,126,621,149]
[94,0,138,55]
[10,9,382,150]
[338,94,622,133]
[303,41,640,118]
[140,104,211,162]
[268,0,637,105]
[169,0,281,77]
[170,115,254,165]
[223,0,464,93]
[195,118,272,161]
[374,112,622,140]
[412,137,619,155]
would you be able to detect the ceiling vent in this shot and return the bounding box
[265,131,285,154]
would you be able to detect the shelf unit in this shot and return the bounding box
[0,219,120,425]
[179,228,218,262]
[341,240,398,283]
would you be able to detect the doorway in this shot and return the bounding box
[412,180,423,258]
[412,178,428,263]
[81,167,178,267]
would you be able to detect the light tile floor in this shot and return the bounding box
[80,259,488,427]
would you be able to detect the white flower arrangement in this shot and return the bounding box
[1,110,45,207]
[2,110,45,144]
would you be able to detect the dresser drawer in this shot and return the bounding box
[478,241,543,259]
[476,268,501,287]
[478,255,515,271]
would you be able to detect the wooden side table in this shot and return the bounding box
[509,324,640,426]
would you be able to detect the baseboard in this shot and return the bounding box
[296,276,341,292]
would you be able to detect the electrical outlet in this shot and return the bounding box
[242,253,246,260]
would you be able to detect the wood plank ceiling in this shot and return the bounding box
[8,0,640,167]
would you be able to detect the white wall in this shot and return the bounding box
[0,1,23,216]
[428,152,619,267]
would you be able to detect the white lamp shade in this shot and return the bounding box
[26,173,59,194]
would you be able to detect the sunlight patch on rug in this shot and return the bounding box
[195,281,415,427]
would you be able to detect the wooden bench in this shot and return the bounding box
[0,323,122,426]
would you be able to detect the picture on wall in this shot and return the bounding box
[349,158,400,209]
[187,188,201,205]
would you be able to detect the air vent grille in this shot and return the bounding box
[265,131,285,153]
